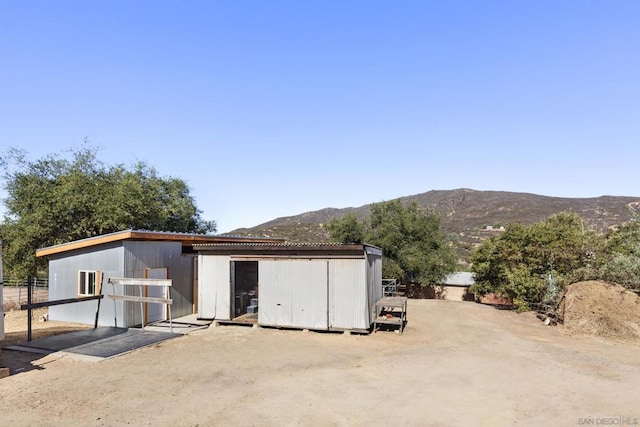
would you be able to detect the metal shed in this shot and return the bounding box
[195,243,383,333]
[36,230,283,327]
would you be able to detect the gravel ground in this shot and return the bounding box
[1,299,639,426]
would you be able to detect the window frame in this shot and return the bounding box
[78,270,101,296]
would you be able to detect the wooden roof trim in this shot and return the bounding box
[36,231,135,257]
[36,230,284,258]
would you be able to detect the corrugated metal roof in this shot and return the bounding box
[193,242,382,256]
[36,229,285,258]
[195,242,348,248]
[194,242,380,249]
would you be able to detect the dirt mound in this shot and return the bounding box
[561,281,640,341]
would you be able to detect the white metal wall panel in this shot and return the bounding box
[0,285,4,341]
[122,241,196,325]
[198,255,232,319]
[328,259,368,330]
[258,259,328,330]
[48,243,125,327]
[0,242,3,340]
[367,253,383,324]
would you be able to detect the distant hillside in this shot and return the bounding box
[231,189,640,262]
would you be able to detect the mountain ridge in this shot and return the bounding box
[230,189,640,252]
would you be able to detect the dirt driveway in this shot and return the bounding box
[1,300,639,426]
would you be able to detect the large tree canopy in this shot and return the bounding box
[471,212,603,309]
[599,217,640,292]
[0,145,216,277]
[327,200,457,285]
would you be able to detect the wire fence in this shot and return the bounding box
[2,278,49,310]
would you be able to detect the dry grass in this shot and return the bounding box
[2,300,22,312]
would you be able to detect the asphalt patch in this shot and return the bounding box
[8,327,180,359]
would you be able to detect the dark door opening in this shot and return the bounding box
[232,261,258,319]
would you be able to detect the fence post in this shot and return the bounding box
[27,277,32,341]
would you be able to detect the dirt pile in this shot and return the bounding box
[561,281,640,341]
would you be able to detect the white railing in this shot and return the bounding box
[382,279,398,297]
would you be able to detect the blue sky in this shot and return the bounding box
[1,1,639,233]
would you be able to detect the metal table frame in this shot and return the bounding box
[373,296,407,334]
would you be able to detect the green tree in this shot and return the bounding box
[328,200,457,285]
[602,217,640,256]
[598,218,640,291]
[0,144,216,277]
[325,213,363,244]
[471,212,603,310]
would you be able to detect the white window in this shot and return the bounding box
[78,270,100,296]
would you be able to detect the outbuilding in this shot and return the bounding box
[195,243,383,333]
[440,272,475,301]
[36,230,283,327]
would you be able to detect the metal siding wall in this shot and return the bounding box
[328,259,368,330]
[257,260,284,326]
[122,241,196,326]
[364,252,383,325]
[198,254,214,318]
[375,256,383,301]
[198,254,231,320]
[0,285,3,341]
[48,244,126,326]
[259,259,329,330]
[0,242,3,340]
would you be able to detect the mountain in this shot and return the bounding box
[230,189,640,262]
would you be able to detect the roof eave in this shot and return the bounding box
[36,230,285,258]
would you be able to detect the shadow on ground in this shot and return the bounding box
[1,326,88,376]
